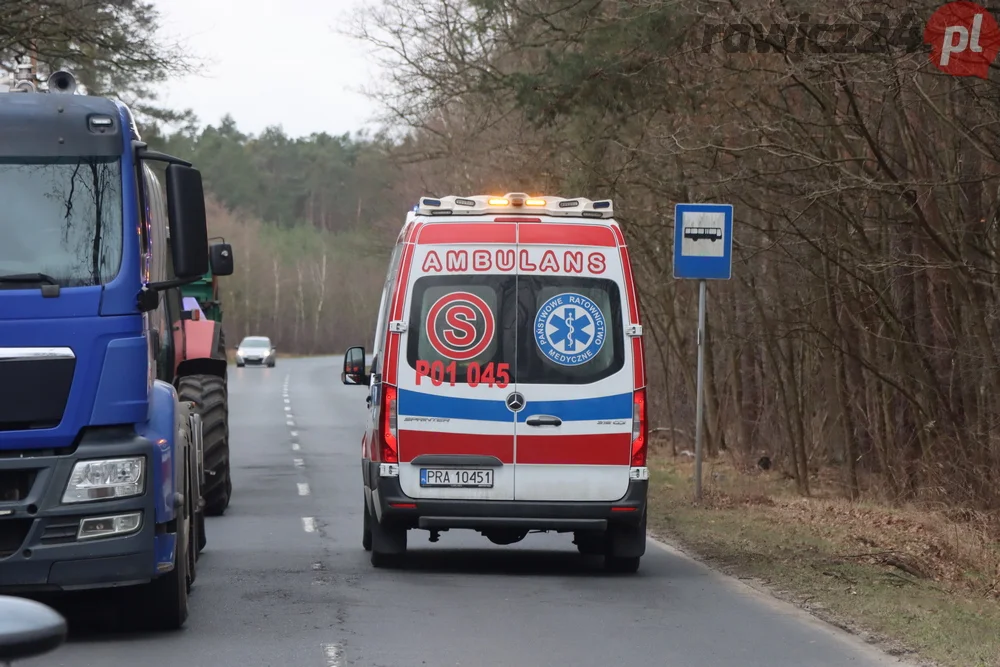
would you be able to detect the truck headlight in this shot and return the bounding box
[62,457,145,504]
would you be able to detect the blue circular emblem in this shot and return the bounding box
[534,293,607,366]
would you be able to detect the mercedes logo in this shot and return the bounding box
[505,392,525,412]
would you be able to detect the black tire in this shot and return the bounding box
[603,512,645,574]
[187,500,199,590]
[178,374,231,516]
[196,508,207,554]
[217,328,229,386]
[362,498,373,552]
[604,556,641,573]
[370,516,406,568]
[138,416,192,630]
[574,531,605,556]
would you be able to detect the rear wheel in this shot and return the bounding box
[178,374,231,516]
[604,556,641,573]
[574,531,605,556]
[370,517,406,568]
[362,498,373,551]
[603,512,646,574]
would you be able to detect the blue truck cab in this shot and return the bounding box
[0,69,216,630]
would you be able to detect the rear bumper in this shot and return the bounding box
[368,464,647,532]
[0,428,159,592]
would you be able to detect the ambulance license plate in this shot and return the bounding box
[419,468,494,488]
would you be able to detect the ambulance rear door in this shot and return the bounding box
[512,221,634,502]
[394,221,518,501]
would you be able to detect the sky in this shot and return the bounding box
[152,0,384,139]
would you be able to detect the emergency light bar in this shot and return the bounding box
[415,193,614,219]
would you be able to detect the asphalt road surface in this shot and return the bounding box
[25,356,913,667]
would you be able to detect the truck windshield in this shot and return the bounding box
[0,157,123,287]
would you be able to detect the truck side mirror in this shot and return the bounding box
[343,346,369,385]
[210,242,234,277]
[165,164,210,279]
[0,596,67,662]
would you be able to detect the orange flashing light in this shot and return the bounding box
[488,198,509,206]
[525,198,546,206]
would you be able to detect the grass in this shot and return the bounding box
[646,443,1000,667]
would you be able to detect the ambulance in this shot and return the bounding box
[342,193,649,572]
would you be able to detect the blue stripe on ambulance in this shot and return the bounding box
[397,389,632,422]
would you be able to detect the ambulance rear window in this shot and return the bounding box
[517,276,624,385]
[407,275,516,381]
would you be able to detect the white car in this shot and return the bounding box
[236,336,275,367]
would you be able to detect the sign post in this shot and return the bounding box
[673,203,733,501]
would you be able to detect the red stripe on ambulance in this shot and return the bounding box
[398,431,514,464]
[518,224,617,247]
[516,434,631,466]
[417,223,517,245]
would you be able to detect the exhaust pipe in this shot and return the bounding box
[46,70,76,94]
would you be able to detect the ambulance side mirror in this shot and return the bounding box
[342,346,369,386]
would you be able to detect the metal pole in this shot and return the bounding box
[694,279,707,501]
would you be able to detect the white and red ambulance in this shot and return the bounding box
[342,193,649,572]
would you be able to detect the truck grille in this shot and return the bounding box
[0,469,37,502]
[0,347,76,431]
[0,518,33,558]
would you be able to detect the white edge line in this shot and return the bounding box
[302,517,316,533]
[297,482,310,496]
[322,642,343,666]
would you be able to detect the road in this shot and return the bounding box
[27,356,910,667]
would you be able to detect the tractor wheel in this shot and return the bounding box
[178,374,231,517]
[217,328,228,384]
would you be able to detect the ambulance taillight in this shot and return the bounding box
[382,385,399,463]
[631,389,647,467]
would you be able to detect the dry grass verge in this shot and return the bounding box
[646,444,1000,667]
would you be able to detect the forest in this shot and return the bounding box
[6,0,1000,511]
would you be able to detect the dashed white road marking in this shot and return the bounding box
[297,482,310,496]
[284,406,291,412]
[284,398,290,404]
[290,430,298,437]
[293,458,305,468]
[287,420,296,427]
[322,643,343,666]
[302,517,316,533]
[292,442,301,451]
